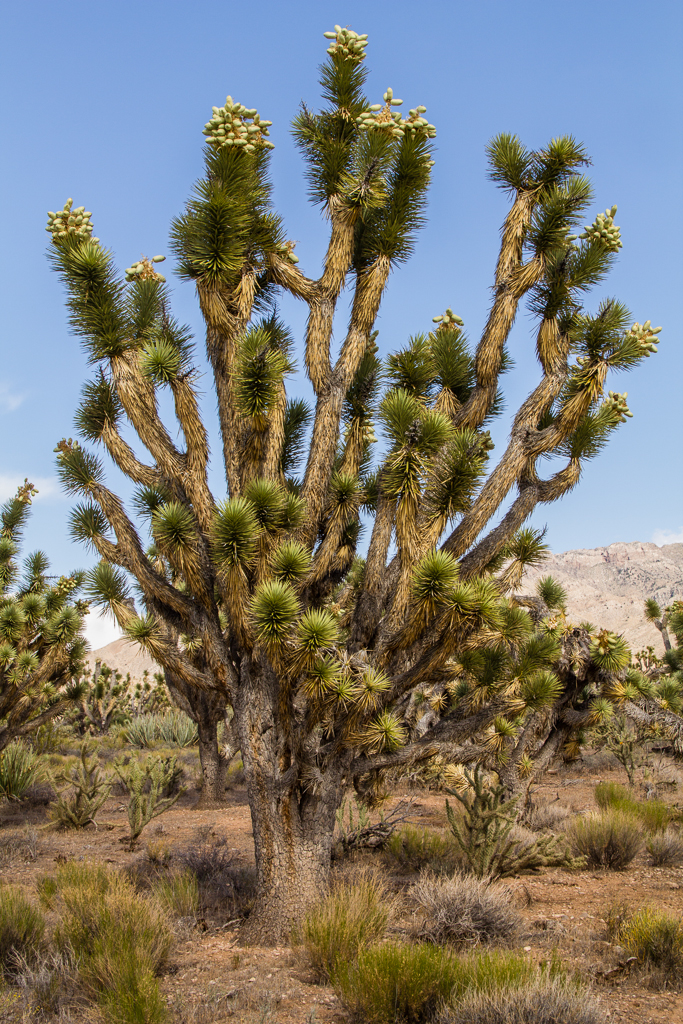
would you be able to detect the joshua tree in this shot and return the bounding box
[47,25,665,941]
[0,482,87,750]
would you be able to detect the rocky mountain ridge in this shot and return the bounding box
[521,541,683,654]
[86,541,683,678]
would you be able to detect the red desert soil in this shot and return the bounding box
[1,757,682,1023]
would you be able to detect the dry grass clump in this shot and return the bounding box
[333,944,536,1024]
[412,872,520,947]
[646,828,683,867]
[435,975,603,1024]
[617,907,683,987]
[0,887,45,977]
[293,870,394,982]
[567,810,642,869]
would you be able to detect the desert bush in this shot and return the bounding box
[0,827,38,866]
[114,754,184,847]
[0,742,44,800]
[412,872,520,947]
[55,865,172,1023]
[333,944,535,1024]
[293,871,394,982]
[646,829,683,866]
[48,740,112,827]
[13,948,77,1020]
[385,825,459,873]
[617,907,683,986]
[151,869,199,920]
[436,975,602,1024]
[446,768,581,879]
[568,810,642,869]
[527,803,570,832]
[178,830,257,921]
[0,888,45,976]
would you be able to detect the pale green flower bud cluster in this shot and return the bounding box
[627,320,662,356]
[579,205,622,251]
[605,390,632,421]
[202,97,274,153]
[432,308,464,328]
[54,437,82,457]
[479,430,495,452]
[124,255,166,284]
[46,199,99,243]
[323,26,368,61]
[277,241,299,265]
[356,89,436,162]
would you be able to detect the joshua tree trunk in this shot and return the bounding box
[166,674,230,808]
[235,659,344,944]
[196,715,228,808]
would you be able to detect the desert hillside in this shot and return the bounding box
[86,541,683,677]
[85,636,161,681]
[521,541,683,654]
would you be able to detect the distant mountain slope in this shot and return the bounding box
[521,542,683,654]
[85,637,160,680]
[85,542,683,676]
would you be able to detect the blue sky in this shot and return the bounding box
[1,1,681,645]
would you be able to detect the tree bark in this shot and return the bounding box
[195,715,228,808]
[235,656,345,945]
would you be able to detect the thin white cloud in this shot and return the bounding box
[652,526,683,546]
[0,384,25,413]
[83,609,123,651]
[0,474,61,502]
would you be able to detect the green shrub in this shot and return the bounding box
[594,782,671,832]
[0,887,45,975]
[567,810,642,869]
[412,872,520,947]
[593,781,632,812]
[436,975,602,1024]
[638,799,672,833]
[385,825,458,873]
[55,865,172,1024]
[618,907,683,985]
[151,869,199,919]
[646,828,683,867]
[333,943,535,1024]
[293,871,394,982]
[0,742,45,800]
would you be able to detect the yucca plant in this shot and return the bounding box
[45,24,674,942]
[0,483,87,753]
[0,741,45,800]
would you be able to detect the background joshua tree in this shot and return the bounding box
[0,482,86,750]
[47,24,669,942]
